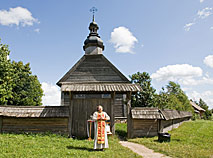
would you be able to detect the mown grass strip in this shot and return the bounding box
[127,120,213,158]
[0,133,141,158]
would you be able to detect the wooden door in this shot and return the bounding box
[71,97,111,138]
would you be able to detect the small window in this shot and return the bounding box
[74,94,86,99]
[102,94,111,99]
[73,94,111,99]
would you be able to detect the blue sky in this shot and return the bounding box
[0,0,213,108]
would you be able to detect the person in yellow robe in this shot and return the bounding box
[92,105,110,150]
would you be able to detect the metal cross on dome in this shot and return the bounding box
[90,7,98,21]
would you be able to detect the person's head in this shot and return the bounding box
[97,105,103,112]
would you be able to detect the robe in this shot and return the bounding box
[92,111,110,149]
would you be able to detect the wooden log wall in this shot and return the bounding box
[159,117,191,133]
[129,116,191,138]
[132,119,158,137]
[1,117,68,134]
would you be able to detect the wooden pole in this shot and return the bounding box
[88,120,92,141]
[0,117,2,134]
[68,91,73,138]
[127,92,132,138]
[110,92,115,135]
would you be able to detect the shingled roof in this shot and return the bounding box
[131,107,192,120]
[160,109,181,120]
[61,83,141,92]
[190,101,206,112]
[131,107,164,119]
[57,54,141,92]
[0,106,69,118]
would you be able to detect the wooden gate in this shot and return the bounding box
[70,94,112,138]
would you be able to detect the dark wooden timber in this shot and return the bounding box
[0,117,2,133]
[127,92,132,138]
[111,92,115,134]
[68,92,73,137]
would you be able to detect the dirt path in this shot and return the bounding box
[120,141,171,158]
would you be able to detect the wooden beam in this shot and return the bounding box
[0,117,2,133]
[111,92,115,135]
[127,92,132,138]
[68,91,73,138]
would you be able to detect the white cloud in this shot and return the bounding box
[110,26,138,53]
[151,64,203,81]
[184,23,195,31]
[197,7,213,19]
[200,0,204,3]
[210,26,213,30]
[151,64,213,86]
[184,7,213,31]
[0,7,39,27]
[42,82,60,106]
[187,90,213,109]
[179,76,213,86]
[34,28,40,33]
[204,55,213,68]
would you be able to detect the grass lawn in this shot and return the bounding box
[0,132,141,158]
[126,120,213,158]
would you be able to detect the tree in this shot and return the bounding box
[8,61,43,106]
[0,39,43,106]
[130,72,156,107]
[198,99,212,120]
[0,40,13,105]
[154,87,169,109]
[156,81,193,112]
[166,81,192,111]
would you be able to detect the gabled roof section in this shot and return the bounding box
[190,101,206,112]
[57,54,130,86]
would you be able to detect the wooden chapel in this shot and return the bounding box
[57,18,141,138]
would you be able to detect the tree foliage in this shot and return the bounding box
[130,71,193,112]
[130,72,156,107]
[156,81,193,111]
[0,39,43,106]
[0,41,13,105]
[198,98,212,120]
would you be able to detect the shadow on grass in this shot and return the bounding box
[66,146,94,152]
[153,139,181,143]
[1,132,68,138]
[115,129,127,141]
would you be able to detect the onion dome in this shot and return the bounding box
[83,20,104,55]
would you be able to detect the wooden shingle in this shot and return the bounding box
[131,107,164,119]
[61,83,141,92]
[0,106,69,118]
